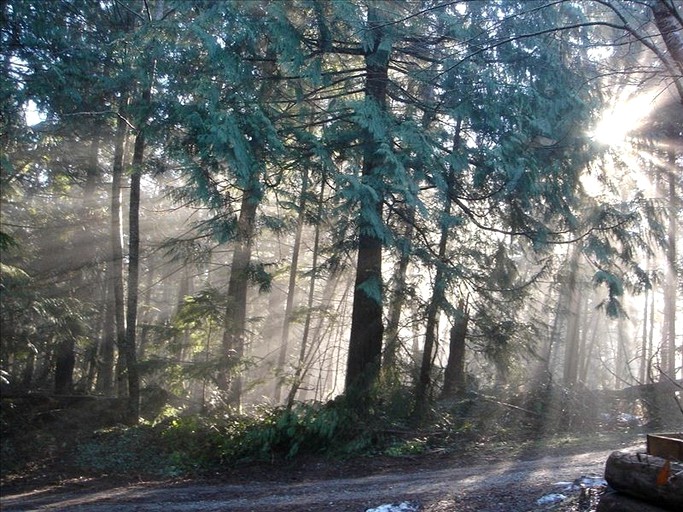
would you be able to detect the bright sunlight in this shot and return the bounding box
[590,89,656,147]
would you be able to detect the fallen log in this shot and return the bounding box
[604,450,683,511]
[596,489,670,512]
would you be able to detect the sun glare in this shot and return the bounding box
[590,92,654,147]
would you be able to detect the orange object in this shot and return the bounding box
[656,460,671,486]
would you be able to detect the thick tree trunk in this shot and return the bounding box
[345,6,390,404]
[651,0,683,103]
[220,187,259,409]
[652,0,683,72]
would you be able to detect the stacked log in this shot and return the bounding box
[596,450,683,512]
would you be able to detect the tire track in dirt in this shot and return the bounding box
[1,446,639,511]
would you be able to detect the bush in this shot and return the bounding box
[153,401,373,470]
[74,425,182,477]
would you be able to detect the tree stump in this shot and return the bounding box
[603,450,683,511]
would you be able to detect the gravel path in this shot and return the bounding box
[2,444,640,512]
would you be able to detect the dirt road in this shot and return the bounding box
[1,445,638,512]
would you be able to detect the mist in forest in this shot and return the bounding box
[1,0,681,437]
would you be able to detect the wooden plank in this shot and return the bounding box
[647,433,683,462]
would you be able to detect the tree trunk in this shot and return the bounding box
[137,261,157,361]
[97,272,116,394]
[648,271,656,383]
[285,177,324,407]
[413,228,448,418]
[383,205,414,372]
[413,121,462,419]
[578,313,599,386]
[441,299,469,399]
[54,336,75,395]
[652,0,683,74]
[121,0,164,423]
[220,187,259,409]
[274,168,308,403]
[651,0,683,103]
[563,245,582,387]
[298,251,347,403]
[111,100,129,398]
[77,135,102,393]
[660,151,677,380]
[344,6,390,404]
[123,124,144,423]
[641,276,650,384]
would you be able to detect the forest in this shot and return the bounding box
[1,0,682,481]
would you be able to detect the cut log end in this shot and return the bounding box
[603,450,683,511]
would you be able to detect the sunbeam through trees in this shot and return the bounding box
[1,0,681,478]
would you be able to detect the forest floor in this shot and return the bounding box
[1,431,644,512]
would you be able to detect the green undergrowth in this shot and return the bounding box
[66,400,408,477]
[1,391,650,482]
[67,406,644,478]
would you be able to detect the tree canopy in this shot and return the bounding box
[1,0,680,428]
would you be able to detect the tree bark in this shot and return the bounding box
[54,336,75,395]
[640,274,650,384]
[652,0,683,78]
[123,123,144,423]
[220,187,259,410]
[121,0,164,423]
[344,5,390,404]
[441,299,469,399]
[111,100,129,398]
